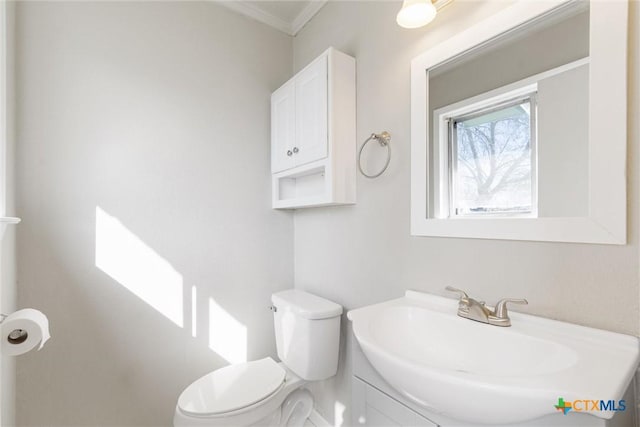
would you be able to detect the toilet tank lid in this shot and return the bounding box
[272,290,343,320]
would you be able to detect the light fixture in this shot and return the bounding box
[396,0,437,29]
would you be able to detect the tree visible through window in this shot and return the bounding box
[450,95,536,216]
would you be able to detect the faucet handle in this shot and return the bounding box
[493,298,528,319]
[445,286,469,301]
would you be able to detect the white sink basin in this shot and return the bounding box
[347,291,640,425]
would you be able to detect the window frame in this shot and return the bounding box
[445,92,538,219]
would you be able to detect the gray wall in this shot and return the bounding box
[11,1,640,426]
[428,9,589,110]
[292,0,640,423]
[536,64,589,217]
[15,2,293,425]
[1,1,18,425]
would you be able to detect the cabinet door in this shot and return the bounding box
[294,54,328,167]
[353,377,439,427]
[271,81,296,173]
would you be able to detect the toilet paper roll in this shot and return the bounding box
[1,309,50,356]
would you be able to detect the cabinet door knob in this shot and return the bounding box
[286,150,293,156]
[292,147,299,154]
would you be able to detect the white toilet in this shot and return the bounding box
[174,290,342,427]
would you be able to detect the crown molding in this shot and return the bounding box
[217,0,450,36]
[291,1,327,35]
[216,1,328,36]
[217,1,292,35]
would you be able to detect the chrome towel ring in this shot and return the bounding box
[358,131,391,179]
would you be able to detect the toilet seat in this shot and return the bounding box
[178,358,286,417]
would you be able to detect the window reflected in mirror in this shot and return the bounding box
[427,2,589,219]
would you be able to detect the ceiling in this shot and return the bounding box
[217,1,328,36]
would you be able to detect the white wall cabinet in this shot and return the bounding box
[294,55,328,168]
[271,81,296,173]
[271,47,355,209]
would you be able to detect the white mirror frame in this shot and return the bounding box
[410,0,628,244]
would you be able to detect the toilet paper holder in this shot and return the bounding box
[0,309,51,355]
[0,314,30,344]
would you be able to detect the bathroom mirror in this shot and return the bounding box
[410,0,628,244]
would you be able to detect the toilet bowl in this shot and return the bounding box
[174,358,313,426]
[174,290,342,427]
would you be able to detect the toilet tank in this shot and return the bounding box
[271,290,342,381]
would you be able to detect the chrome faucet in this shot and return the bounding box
[445,286,528,327]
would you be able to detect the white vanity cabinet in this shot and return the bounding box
[353,377,437,427]
[270,47,355,209]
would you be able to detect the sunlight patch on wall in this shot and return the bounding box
[209,297,247,364]
[95,207,184,327]
[191,285,197,338]
[334,401,346,427]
